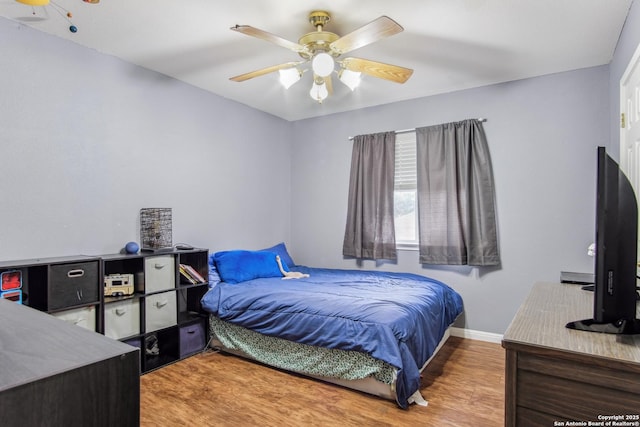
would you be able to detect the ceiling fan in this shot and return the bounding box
[229,11,413,103]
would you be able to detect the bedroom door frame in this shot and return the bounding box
[620,40,640,193]
[620,39,640,252]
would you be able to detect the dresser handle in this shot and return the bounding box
[155,300,168,308]
[115,308,126,316]
[154,264,165,269]
[67,269,85,278]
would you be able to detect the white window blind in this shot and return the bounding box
[394,132,417,191]
[394,131,418,245]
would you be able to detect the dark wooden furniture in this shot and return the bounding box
[101,248,209,373]
[0,255,102,332]
[0,249,210,374]
[502,282,640,426]
[0,299,139,427]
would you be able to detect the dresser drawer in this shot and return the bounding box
[49,261,100,310]
[515,352,640,420]
[105,299,140,340]
[51,305,96,331]
[145,291,177,332]
[144,256,175,293]
[179,319,206,358]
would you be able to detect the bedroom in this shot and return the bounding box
[1,0,639,424]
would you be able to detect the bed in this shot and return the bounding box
[200,244,463,409]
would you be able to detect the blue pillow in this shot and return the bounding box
[213,250,285,284]
[208,253,222,288]
[260,242,296,267]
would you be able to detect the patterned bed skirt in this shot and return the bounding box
[209,315,397,386]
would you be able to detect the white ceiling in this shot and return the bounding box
[1,0,633,121]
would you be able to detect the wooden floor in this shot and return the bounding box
[140,336,505,426]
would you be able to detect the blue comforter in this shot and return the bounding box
[200,266,463,408]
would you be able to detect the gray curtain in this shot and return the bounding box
[416,119,500,266]
[342,132,397,260]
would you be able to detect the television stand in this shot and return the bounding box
[566,317,640,334]
[502,282,640,426]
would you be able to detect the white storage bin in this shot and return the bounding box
[144,255,175,293]
[52,305,96,331]
[145,291,177,332]
[105,299,140,339]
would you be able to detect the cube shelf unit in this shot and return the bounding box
[101,248,210,373]
[0,255,103,333]
[0,248,210,374]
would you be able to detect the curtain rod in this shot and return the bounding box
[348,118,487,141]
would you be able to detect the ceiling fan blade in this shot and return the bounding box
[230,62,303,82]
[330,16,404,55]
[341,57,413,84]
[231,25,309,54]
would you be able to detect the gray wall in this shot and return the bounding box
[290,67,609,335]
[0,18,293,260]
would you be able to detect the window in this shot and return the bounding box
[394,132,418,246]
[347,120,498,264]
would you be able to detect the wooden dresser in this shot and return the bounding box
[0,299,140,427]
[502,282,640,427]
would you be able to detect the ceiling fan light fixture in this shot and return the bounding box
[311,52,334,78]
[15,0,50,5]
[309,80,328,103]
[278,68,302,89]
[230,12,411,107]
[339,68,361,91]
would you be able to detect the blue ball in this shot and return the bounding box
[69,25,77,33]
[125,241,139,254]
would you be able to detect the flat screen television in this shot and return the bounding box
[566,146,640,334]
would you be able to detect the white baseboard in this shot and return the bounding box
[450,327,503,344]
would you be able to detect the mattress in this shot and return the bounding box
[201,265,463,408]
